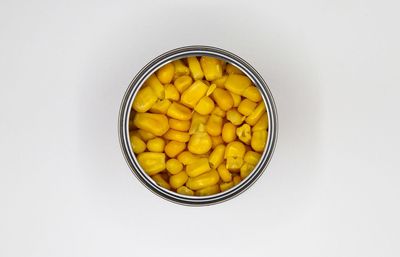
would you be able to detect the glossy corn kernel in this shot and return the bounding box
[212,75,227,88]
[163,129,190,143]
[251,130,268,152]
[145,74,165,99]
[186,170,220,190]
[224,74,251,95]
[233,175,242,186]
[156,63,175,84]
[252,113,268,132]
[211,88,234,111]
[186,158,211,177]
[146,137,165,152]
[130,135,146,154]
[209,145,225,169]
[181,80,208,108]
[174,75,193,93]
[133,113,169,136]
[149,99,171,114]
[238,99,257,116]
[240,163,255,178]
[244,151,261,165]
[226,109,245,126]
[137,129,156,141]
[169,171,188,189]
[245,102,265,126]
[152,174,171,190]
[164,141,186,158]
[225,141,246,158]
[189,112,208,134]
[225,63,244,75]
[187,56,204,80]
[211,136,223,149]
[211,106,226,117]
[166,158,183,175]
[206,83,217,96]
[194,96,215,115]
[230,92,241,107]
[132,86,158,112]
[200,56,223,81]
[137,152,166,175]
[167,102,192,121]
[177,151,200,165]
[226,156,244,171]
[195,184,220,196]
[206,114,223,136]
[169,119,190,132]
[173,60,190,76]
[177,186,194,196]
[222,122,237,143]
[164,84,180,101]
[242,85,262,102]
[217,163,232,182]
[188,128,212,154]
[236,123,252,145]
[220,181,234,192]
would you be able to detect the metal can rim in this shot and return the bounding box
[118,45,278,206]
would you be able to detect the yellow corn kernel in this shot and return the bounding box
[186,170,219,190]
[252,113,268,132]
[240,163,255,178]
[200,56,223,81]
[177,151,200,165]
[189,112,208,134]
[174,75,193,93]
[242,86,262,102]
[230,92,241,107]
[133,113,169,136]
[206,114,223,136]
[226,109,245,126]
[186,158,211,177]
[132,86,158,112]
[164,84,180,101]
[168,119,190,132]
[167,102,192,121]
[169,171,188,189]
[244,151,261,165]
[211,88,234,111]
[149,99,171,114]
[194,96,215,115]
[152,174,171,190]
[156,63,175,84]
[130,135,146,154]
[233,175,242,186]
[217,163,232,182]
[211,106,226,117]
[251,130,268,152]
[195,184,220,196]
[163,129,190,143]
[245,102,265,126]
[166,158,183,175]
[137,129,156,141]
[146,137,165,152]
[224,74,251,95]
[222,122,237,143]
[188,125,212,154]
[226,156,243,171]
[173,60,190,76]
[145,74,165,99]
[220,181,234,192]
[225,141,246,158]
[177,186,194,196]
[238,99,257,116]
[137,152,166,175]
[212,75,227,88]
[181,80,208,108]
[236,123,252,145]
[209,145,225,169]
[187,56,204,80]
[211,136,223,149]
[225,63,244,75]
[164,140,186,158]
[206,83,217,96]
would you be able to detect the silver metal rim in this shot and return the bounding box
[118,45,278,206]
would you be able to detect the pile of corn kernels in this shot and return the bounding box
[129,56,268,196]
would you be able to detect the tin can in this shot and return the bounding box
[119,45,278,206]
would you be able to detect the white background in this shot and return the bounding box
[1,0,399,256]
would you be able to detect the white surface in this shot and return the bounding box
[1,0,399,256]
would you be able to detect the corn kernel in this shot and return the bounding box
[211,136,223,149]
[169,119,190,132]
[194,96,215,115]
[156,63,175,84]
[245,102,265,126]
[188,128,212,154]
[237,99,257,116]
[177,151,200,165]
[236,123,252,145]
[145,74,165,99]
[169,171,188,189]
[189,112,208,134]
[166,158,183,174]
[130,135,146,154]
[187,56,204,80]
[225,74,251,95]
[164,141,186,158]
[233,175,242,186]
[220,181,234,192]
[181,80,208,108]
[243,86,262,102]
[174,75,193,93]
[152,174,171,190]
[230,92,241,107]
[167,102,192,121]
[226,109,245,126]
[186,158,211,177]
[173,60,190,76]
[222,122,237,143]
[252,113,268,132]
[211,106,226,117]
[251,130,268,152]
[217,163,232,182]
[137,129,156,141]
[146,137,165,152]
[164,84,180,101]
[186,170,219,190]
[177,186,194,196]
[226,156,244,171]
[225,141,246,158]
[206,114,223,136]
[137,152,166,175]
[240,163,255,178]
[133,113,169,136]
[163,129,190,143]
[225,63,244,75]
[206,83,217,96]
[149,99,171,114]
[209,145,225,169]
[212,75,227,88]
[200,56,223,81]
[132,86,158,112]
[195,184,220,196]
[244,151,261,165]
[211,88,234,111]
